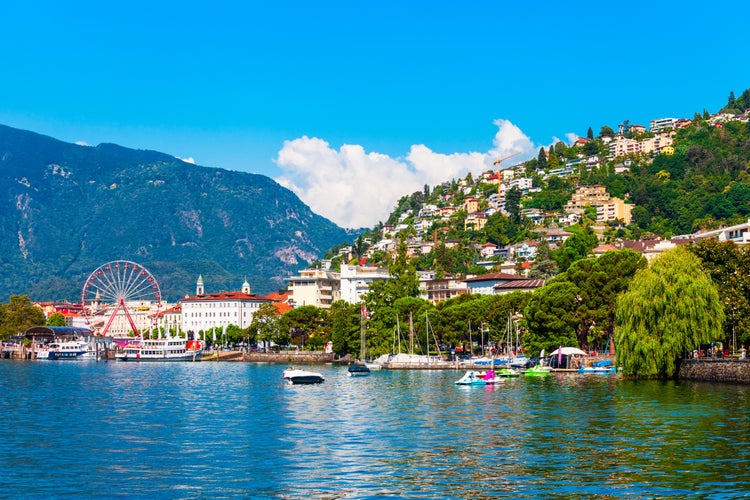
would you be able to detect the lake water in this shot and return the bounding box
[1,361,749,499]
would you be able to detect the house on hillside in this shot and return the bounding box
[464,211,488,231]
[421,277,469,303]
[532,227,572,248]
[463,272,542,295]
[507,241,538,261]
[463,196,481,213]
[480,242,498,259]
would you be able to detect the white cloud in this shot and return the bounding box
[274,120,569,229]
[180,157,196,164]
[75,140,91,147]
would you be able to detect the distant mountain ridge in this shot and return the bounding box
[0,124,355,301]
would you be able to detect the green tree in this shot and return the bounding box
[537,148,547,169]
[0,295,46,339]
[505,186,522,224]
[552,227,598,272]
[280,305,329,350]
[599,125,615,137]
[249,303,284,350]
[46,312,67,327]
[549,249,646,351]
[523,282,580,355]
[587,127,594,140]
[582,140,599,156]
[688,239,750,350]
[330,301,363,357]
[615,247,724,379]
[389,238,420,298]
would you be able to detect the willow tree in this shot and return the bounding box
[615,247,724,379]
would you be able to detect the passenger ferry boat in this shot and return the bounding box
[116,338,202,362]
[41,340,97,360]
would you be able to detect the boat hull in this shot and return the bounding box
[116,352,202,362]
[524,365,551,377]
[115,338,202,362]
[579,367,616,374]
[347,365,371,377]
[282,368,325,385]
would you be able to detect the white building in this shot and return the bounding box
[339,264,391,304]
[179,276,271,336]
[649,117,679,132]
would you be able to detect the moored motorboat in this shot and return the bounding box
[116,338,202,362]
[347,363,371,377]
[283,367,325,384]
[43,340,97,360]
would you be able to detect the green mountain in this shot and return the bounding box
[0,124,355,301]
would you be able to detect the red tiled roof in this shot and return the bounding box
[593,244,618,253]
[272,302,293,315]
[180,292,271,302]
[264,291,291,303]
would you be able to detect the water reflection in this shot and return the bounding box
[1,363,749,498]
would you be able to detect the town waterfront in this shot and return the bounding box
[1,361,749,498]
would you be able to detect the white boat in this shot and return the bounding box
[116,338,202,362]
[347,363,371,377]
[42,340,97,360]
[282,367,325,384]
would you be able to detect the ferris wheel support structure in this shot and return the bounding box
[100,298,142,337]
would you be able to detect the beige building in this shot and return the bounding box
[564,185,611,214]
[287,268,341,309]
[596,197,633,224]
[565,185,634,224]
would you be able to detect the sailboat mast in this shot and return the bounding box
[360,309,366,361]
[409,312,414,356]
[468,319,473,357]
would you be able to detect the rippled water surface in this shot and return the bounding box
[1,361,749,498]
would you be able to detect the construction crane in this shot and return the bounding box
[493,151,522,197]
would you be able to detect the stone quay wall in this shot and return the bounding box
[679,359,750,384]
[240,351,335,364]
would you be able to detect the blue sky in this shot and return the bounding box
[2,1,749,228]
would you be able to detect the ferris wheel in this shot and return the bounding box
[81,260,162,337]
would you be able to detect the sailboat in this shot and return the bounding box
[506,314,528,368]
[378,312,446,368]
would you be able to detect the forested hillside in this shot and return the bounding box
[323,91,750,277]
